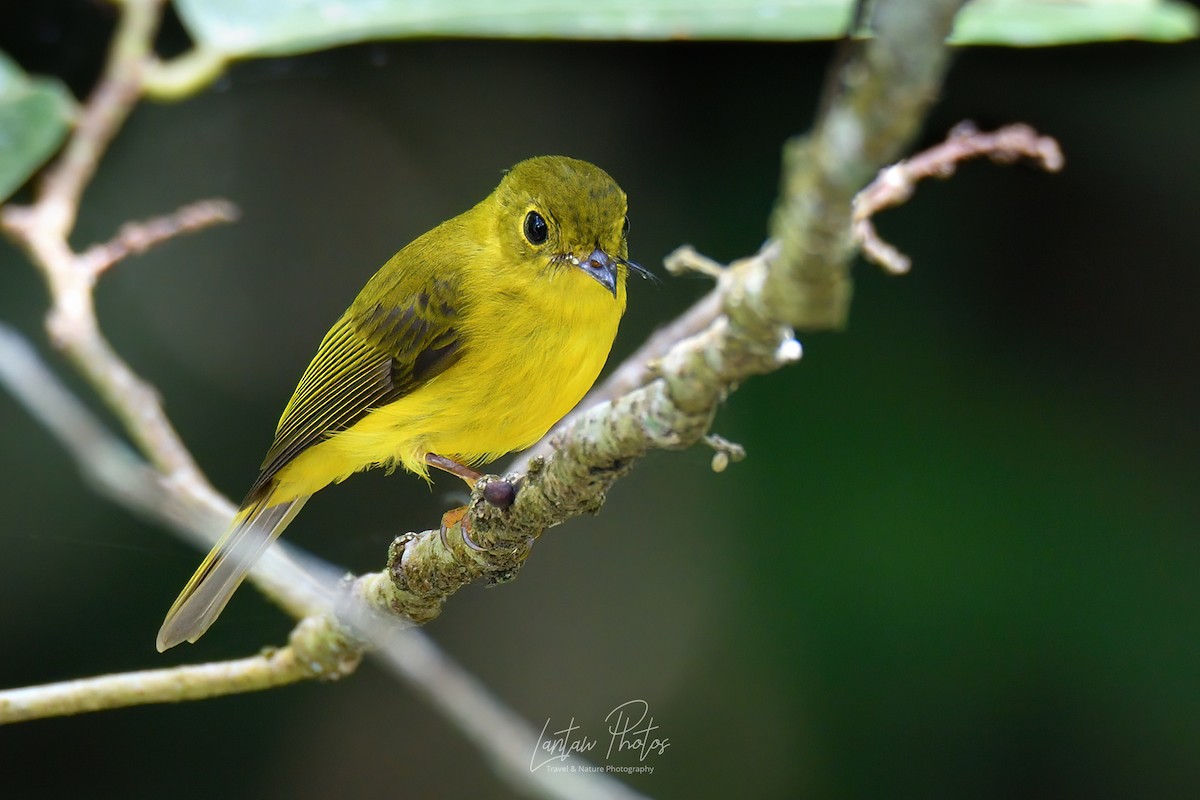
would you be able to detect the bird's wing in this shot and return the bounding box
[245,275,464,502]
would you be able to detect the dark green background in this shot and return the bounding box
[1,4,1198,798]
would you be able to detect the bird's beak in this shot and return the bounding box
[577,248,618,298]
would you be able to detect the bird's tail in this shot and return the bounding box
[156,489,309,652]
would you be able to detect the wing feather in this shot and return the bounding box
[245,277,466,502]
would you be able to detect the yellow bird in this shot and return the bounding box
[157,156,645,651]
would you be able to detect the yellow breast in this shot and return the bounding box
[272,266,624,498]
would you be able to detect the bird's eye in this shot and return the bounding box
[622,216,630,237]
[524,211,549,245]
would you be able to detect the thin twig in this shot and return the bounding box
[79,198,240,276]
[853,122,1065,273]
[29,0,165,240]
[0,616,359,724]
[0,323,170,516]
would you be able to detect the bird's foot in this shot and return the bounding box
[438,505,485,552]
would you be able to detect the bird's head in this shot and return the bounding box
[489,155,651,301]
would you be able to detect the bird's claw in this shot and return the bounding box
[438,505,486,552]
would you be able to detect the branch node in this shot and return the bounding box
[285,615,363,681]
[853,122,1065,274]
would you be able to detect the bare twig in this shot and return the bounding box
[0,323,173,518]
[664,246,726,279]
[853,122,1065,273]
[79,198,240,275]
[30,0,164,240]
[0,616,359,724]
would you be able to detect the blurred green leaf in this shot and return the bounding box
[174,0,853,56]
[0,52,74,204]
[950,0,1199,46]
[175,0,1196,58]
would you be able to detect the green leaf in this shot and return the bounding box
[175,0,856,56]
[0,52,74,204]
[174,0,1196,58]
[951,0,1199,46]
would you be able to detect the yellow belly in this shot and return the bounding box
[271,275,622,500]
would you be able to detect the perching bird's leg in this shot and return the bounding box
[427,454,489,552]
[424,454,516,508]
[425,453,482,483]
